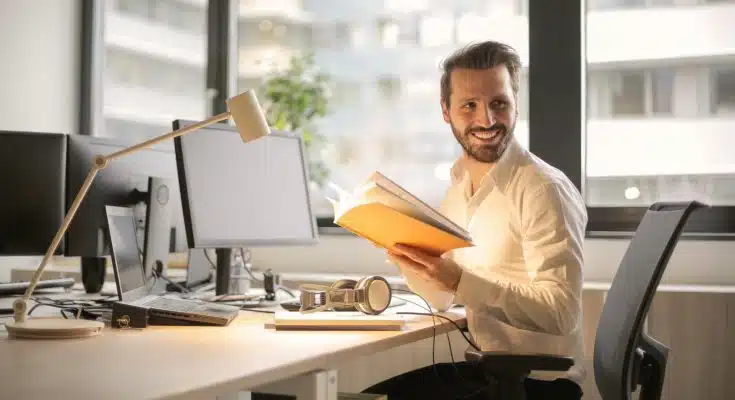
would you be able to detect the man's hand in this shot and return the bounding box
[387,244,463,293]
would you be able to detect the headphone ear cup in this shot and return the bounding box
[330,279,357,311]
[355,276,391,315]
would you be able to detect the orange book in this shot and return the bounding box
[327,172,473,256]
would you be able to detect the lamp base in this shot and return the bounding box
[5,318,104,339]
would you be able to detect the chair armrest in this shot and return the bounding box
[465,347,574,376]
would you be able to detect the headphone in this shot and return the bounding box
[298,276,392,315]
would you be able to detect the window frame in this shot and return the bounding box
[79,0,231,139]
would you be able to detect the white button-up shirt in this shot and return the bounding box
[402,136,587,385]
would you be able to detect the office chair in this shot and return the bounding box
[465,200,706,400]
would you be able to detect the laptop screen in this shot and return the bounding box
[105,205,149,301]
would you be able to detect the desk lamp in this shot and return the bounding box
[6,90,271,340]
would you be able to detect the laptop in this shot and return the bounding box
[105,205,239,326]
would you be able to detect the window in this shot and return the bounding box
[712,68,735,115]
[238,0,529,222]
[587,68,674,118]
[610,70,646,116]
[651,68,674,115]
[100,0,208,143]
[583,0,735,231]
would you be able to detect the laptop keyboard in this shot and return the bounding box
[144,297,200,313]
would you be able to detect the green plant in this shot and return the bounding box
[258,52,331,188]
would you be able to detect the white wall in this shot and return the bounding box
[0,0,80,134]
[0,0,81,281]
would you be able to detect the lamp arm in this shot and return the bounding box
[106,112,230,161]
[12,111,231,323]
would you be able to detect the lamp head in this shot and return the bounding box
[226,90,271,143]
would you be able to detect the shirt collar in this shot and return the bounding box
[449,136,522,193]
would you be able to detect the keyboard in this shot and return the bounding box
[144,297,201,313]
[0,278,76,296]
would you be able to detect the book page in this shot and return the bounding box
[327,181,374,220]
[365,172,471,241]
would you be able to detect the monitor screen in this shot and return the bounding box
[0,131,67,256]
[173,120,318,248]
[105,206,147,301]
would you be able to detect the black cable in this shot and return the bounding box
[203,249,217,270]
[397,311,480,352]
[392,288,485,399]
[392,288,464,396]
[27,297,111,320]
[394,295,461,377]
[241,308,275,314]
[278,286,296,298]
[151,267,190,293]
[391,289,480,352]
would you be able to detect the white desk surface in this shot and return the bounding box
[0,290,467,400]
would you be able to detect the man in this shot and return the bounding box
[363,41,587,399]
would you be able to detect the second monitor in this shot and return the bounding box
[173,120,318,295]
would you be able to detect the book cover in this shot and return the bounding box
[327,172,473,257]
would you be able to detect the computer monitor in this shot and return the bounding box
[0,131,67,255]
[65,135,189,272]
[173,120,318,295]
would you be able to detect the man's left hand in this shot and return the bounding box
[387,244,463,293]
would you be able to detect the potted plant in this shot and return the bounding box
[258,52,331,188]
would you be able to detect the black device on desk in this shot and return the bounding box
[173,119,319,296]
[105,205,239,327]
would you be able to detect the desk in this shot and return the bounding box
[0,290,467,400]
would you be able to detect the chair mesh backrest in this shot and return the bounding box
[593,202,702,399]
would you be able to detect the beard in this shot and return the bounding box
[451,119,514,163]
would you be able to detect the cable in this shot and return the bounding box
[241,308,275,314]
[239,248,262,282]
[392,288,475,397]
[397,311,479,352]
[278,286,296,298]
[151,264,191,293]
[203,249,217,270]
[392,289,479,351]
[27,297,111,320]
[392,288,488,399]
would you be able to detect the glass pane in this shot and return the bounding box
[238,0,530,219]
[102,0,208,144]
[585,1,735,207]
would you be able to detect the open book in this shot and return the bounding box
[327,172,473,256]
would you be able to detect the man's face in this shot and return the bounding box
[441,65,517,164]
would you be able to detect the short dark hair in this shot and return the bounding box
[440,41,522,107]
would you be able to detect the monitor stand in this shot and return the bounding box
[215,248,232,295]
